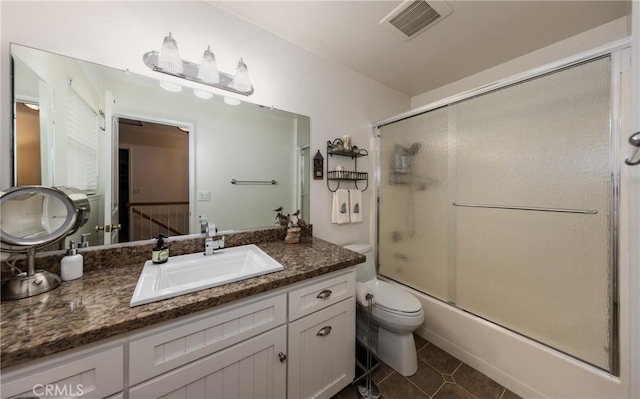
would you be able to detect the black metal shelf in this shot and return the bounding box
[326,138,369,192]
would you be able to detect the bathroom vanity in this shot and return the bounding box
[0,235,363,399]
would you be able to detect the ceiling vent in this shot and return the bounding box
[380,0,452,42]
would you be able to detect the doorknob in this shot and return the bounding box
[95,224,122,233]
[278,352,287,363]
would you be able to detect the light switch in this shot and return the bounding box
[198,190,210,201]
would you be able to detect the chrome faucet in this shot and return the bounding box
[200,215,224,255]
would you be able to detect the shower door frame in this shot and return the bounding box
[374,38,631,378]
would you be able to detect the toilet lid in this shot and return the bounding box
[365,280,422,314]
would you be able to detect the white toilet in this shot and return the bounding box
[345,243,424,376]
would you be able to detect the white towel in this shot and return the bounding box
[349,189,362,223]
[332,189,350,224]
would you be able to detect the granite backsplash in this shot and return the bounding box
[1,225,312,280]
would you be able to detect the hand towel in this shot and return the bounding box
[332,189,350,224]
[349,189,362,223]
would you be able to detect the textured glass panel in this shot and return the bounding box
[379,107,449,301]
[453,57,612,370]
[378,56,613,372]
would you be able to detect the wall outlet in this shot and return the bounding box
[198,190,210,201]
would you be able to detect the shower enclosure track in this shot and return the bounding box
[452,203,598,214]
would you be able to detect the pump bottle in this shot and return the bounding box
[61,240,83,281]
[152,234,169,264]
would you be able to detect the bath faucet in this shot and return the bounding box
[200,215,224,255]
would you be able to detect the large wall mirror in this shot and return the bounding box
[10,43,311,250]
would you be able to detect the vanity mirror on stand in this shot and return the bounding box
[0,186,90,300]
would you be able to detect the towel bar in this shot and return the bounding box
[452,203,598,214]
[230,179,277,185]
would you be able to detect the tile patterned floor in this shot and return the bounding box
[335,335,523,399]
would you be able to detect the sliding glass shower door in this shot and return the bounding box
[378,56,615,372]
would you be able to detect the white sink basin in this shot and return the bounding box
[130,244,284,307]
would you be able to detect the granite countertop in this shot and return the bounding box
[0,237,364,370]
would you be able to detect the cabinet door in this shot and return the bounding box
[288,298,355,399]
[129,326,286,399]
[1,346,123,399]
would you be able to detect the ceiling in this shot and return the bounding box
[214,1,628,97]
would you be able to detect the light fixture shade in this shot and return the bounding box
[158,32,183,74]
[232,58,252,93]
[160,80,182,92]
[194,89,214,100]
[224,97,241,106]
[197,45,220,84]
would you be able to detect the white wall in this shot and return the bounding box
[411,17,629,109]
[0,1,410,246]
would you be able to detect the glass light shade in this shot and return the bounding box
[194,89,214,100]
[160,81,182,92]
[232,58,252,93]
[158,32,183,74]
[224,97,241,106]
[197,46,220,84]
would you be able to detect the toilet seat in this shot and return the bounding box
[363,279,422,314]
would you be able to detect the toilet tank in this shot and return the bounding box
[344,243,376,282]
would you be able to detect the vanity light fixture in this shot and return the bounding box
[157,32,183,74]
[197,45,220,84]
[144,32,254,97]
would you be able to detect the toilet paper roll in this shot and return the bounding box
[356,282,375,307]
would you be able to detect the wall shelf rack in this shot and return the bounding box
[326,138,368,192]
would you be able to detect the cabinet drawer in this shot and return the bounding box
[288,297,356,399]
[2,346,123,399]
[129,293,286,385]
[289,270,355,321]
[129,325,287,399]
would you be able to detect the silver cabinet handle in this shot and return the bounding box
[317,289,332,300]
[278,352,287,363]
[317,326,332,337]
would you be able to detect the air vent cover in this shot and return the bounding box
[380,0,452,41]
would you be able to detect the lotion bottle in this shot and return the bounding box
[61,240,83,281]
[152,234,169,264]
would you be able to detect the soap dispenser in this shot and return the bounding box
[61,240,83,281]
[152,234,169,264]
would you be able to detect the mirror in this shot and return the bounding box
[1,186,91,300]
[10,44,311,252]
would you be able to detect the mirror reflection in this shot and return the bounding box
[10,44,311,251]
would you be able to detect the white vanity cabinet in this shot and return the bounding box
[1,268,356,399]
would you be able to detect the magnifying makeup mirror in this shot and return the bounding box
[1,186,90,300]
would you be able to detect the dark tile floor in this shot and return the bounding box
[335,335,523,399]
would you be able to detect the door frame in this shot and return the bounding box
[107,111,195,239]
